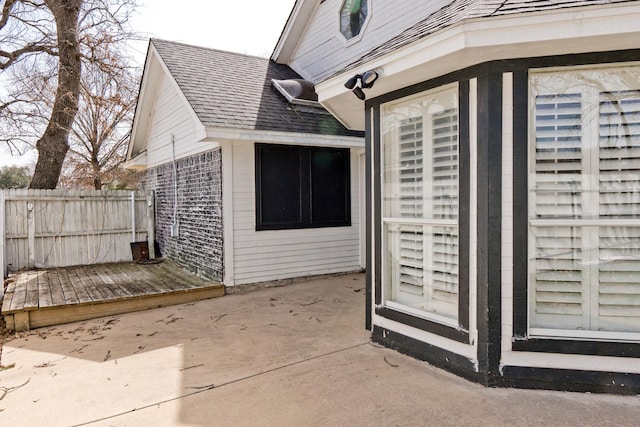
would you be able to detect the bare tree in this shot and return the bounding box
[58,40,139,190]
[0,0,137,189]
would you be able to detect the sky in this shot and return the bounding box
[0,0,297,168]
[128,0,297,63]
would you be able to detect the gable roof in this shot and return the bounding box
[150,39,361,138]
[339,0,635,75]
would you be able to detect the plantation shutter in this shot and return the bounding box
[430,108,458,318]
[394,109,459,316]
[597,90,640,331]
[382,84,460,324]
[530,69,640,336]
[531,94,586,329]
[398,118,425,298]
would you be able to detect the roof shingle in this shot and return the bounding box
[339,0,635,75]
[151,39,362,138]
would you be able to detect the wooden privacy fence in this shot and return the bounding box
[0,190,155,291]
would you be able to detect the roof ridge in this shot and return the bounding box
[150,38,270,61]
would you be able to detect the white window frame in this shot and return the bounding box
[528,63,640,341]
[381,83,460,327]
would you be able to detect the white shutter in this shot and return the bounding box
[531,94,586,329]
[398,118,425,298]
[399,117,423,218]
[430,108,458,318]
[393,108,459,316]
[533,94,583,219]
[530,70,640,337]
[597,90,640,331]
[382,84,459,324]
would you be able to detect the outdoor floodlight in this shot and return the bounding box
[361,70,379,88]
[344,74,361,90]
[344,69,381,100]
[352,86,366,100]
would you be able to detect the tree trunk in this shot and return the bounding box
[29,0,82,189]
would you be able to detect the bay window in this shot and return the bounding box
[529,65,640,339]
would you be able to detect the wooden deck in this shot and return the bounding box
[1,260,225,331]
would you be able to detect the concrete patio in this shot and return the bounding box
[0,273,638,426]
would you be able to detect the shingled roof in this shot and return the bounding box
[339,0,635,75]
[151,39,362,138]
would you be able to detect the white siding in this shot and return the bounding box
[289,0,452,82]
[231,142,362,285]
[143,73,216,169]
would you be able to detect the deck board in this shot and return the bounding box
[84,265,119,300]
[1,260,224,331]
[76,266,108,302]
[37,271,53,308]
[110,262,159,295]
[66,268,94,304]
[57,269,80,305]
[49,270,67,306]
[9,274,28,311]
[92,264,132,298]
[2,287,13,313]
[24,272,40,310]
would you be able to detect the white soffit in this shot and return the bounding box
[317,3,640,131]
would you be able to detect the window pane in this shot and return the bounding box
[256,144,351,230]
[598,225,640,332]
[599,90,640,219]
[529,225,585,330]
[340,0,368,39]
[533,93,583,219]
[383,87,459,221]
[311,149,349,224]
[529,65,640,336]
[257,146,302,226]
[381,84,459,323]
[385,223,458,321]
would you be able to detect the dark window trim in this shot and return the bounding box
[255,143,351,231]
[372,326,479,382]
[375,307,469,342]
[371,77,471,344]
[475,70,503,375]
[511,49,640,356]
[500,365,640,394]
[512,338,640,358]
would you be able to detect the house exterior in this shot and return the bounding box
[126,39,365,288]
[273,0,640,393]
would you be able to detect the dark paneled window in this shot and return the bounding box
[255,144,351,230]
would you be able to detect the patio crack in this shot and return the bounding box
[71,341,371,427]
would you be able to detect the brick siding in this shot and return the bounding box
[141,149,223,281]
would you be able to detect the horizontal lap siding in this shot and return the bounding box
[144,74,214,168]
[290,0,451,82]
[232,143,361,285]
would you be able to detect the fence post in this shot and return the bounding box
[130,190,136,242]
[146,191,156,259]
[27,199,35,269]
